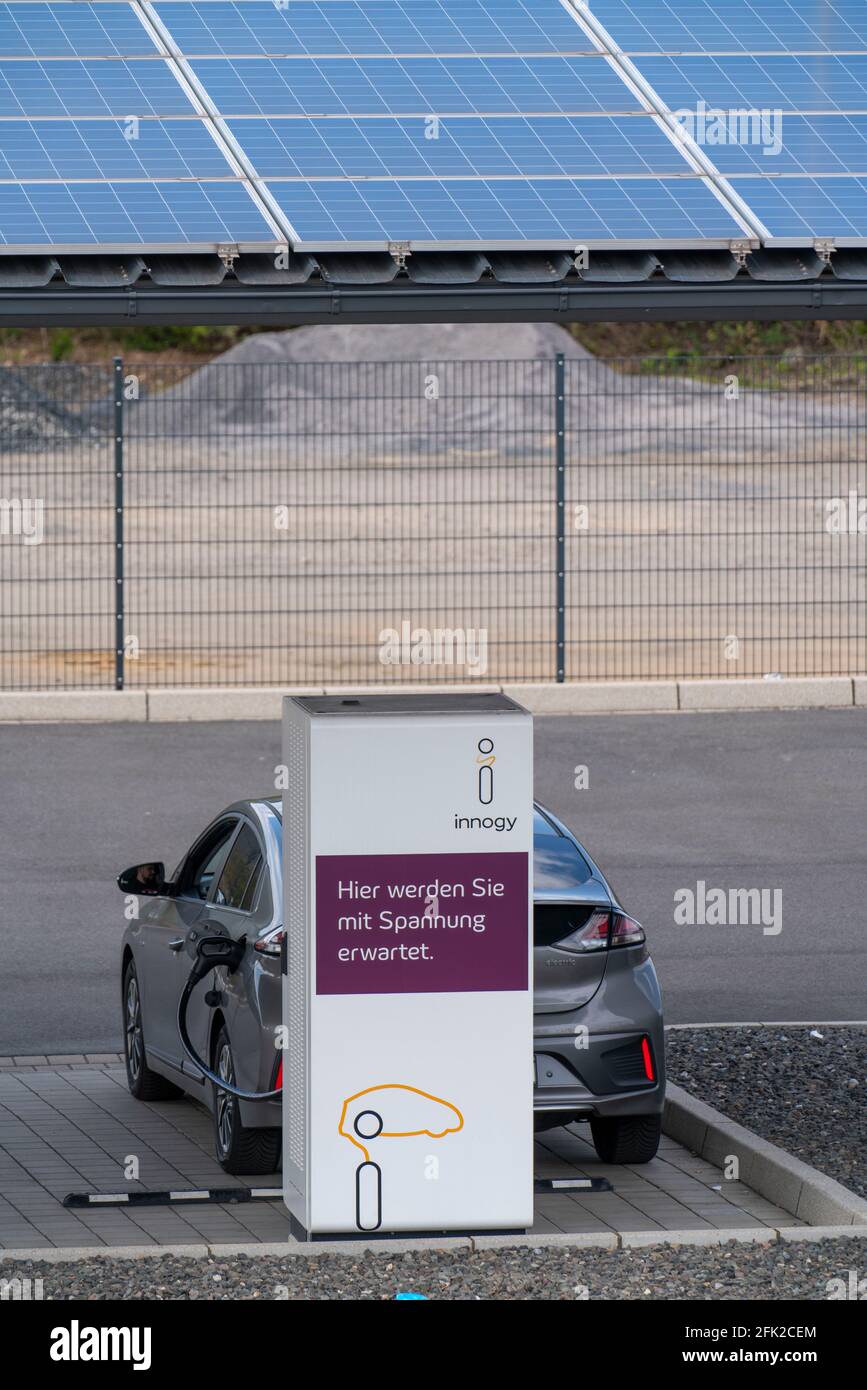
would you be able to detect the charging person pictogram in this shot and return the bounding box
[338,1085,464,1231]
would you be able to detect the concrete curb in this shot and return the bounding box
[678,677,854,711]
[618,1228,774,1248]
[0,691,147,722]
[469,1232,618,1251]
[504,681,678,713]
[3,1227,867,1264]
[0,677,862,723]
[665,1021,867,1030]
[777,1225,867,1243]
[664,1082,867,1228]
[148,687,324,722]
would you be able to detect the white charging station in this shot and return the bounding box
[282,692,533,1238]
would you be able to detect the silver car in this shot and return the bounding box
[118,798,665,1174]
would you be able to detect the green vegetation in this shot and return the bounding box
[571,315,867,362]
[569,318,867,388]
[2,318,867,385]
[49,329,75,362]
[117,324,245,354]
[0,323,245,367]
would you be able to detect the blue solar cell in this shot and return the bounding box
[632,54,867,114]
[227,114,689,177]
[0,59,196,116]
[586,0,867,54]
[153,0,590,57]
[0,180,273,246]
[0,2,157,57]
[192,55,643,115]
[266,175,745,244]
[0,119,234,179]
[697,114,867,175]
[728,175,867,238]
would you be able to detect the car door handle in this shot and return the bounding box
[169,938,185,951]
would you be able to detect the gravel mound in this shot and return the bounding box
[667,1026,866,1199]
[122,323,866,462]
[210,320,598,365]
[5,1239,864,1300]
[123,322,607,450]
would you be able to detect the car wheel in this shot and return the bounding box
[212,1025,281,1175]
[123,960,182,1101]
[590,1114,662,1164]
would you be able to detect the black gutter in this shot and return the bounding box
[0,277,865,327]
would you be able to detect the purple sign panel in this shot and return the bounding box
[315,851,529,996]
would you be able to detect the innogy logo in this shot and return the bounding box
[476,737,495,804]
[453,735,515,831]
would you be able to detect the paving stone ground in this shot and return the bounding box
[0,1060,802,1249]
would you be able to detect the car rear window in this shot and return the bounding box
[533,810,593,889]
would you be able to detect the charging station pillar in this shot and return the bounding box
[282,693,534,1238]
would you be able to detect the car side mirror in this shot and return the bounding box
[117,862,169,897]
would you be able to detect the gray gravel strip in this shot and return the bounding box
[666,1026,866,1200]
[4,1239,865,1300]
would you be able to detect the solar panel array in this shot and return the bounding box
[587,0,867,242]
[0,0,864,254]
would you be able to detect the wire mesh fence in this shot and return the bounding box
[0,352,865,690]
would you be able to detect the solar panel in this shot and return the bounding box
[190,55,644,116]
[261,175,745,246]
[0,2,157,57]
[0,119,235,179]
[252,114,701,183]
[632,54,867,114]
[152,0,596,57]
[225,114,691,178]
[0,179,274,248]
[728,175,867,239]
[586,0,867,54]
[701,114,867,175]
[0,59,196,117]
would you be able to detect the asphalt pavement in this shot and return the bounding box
[0,708,864,1053]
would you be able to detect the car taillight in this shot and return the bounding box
[557,909,610,953]
[641,1036,655,1082]
[609,912,645,948]
[254,927,285,957]
[557,909,645,954]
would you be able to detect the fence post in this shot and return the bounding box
[113,357,124,691]
[555,352,566,683]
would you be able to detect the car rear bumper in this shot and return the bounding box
[534,1028,664,1118]
[533,949,665,1119]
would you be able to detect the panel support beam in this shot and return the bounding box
[0,278,865,327]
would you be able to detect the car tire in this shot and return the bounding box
[212,1025,281,1175]
[590,1113,662,1164]
[123,960,182,1102]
